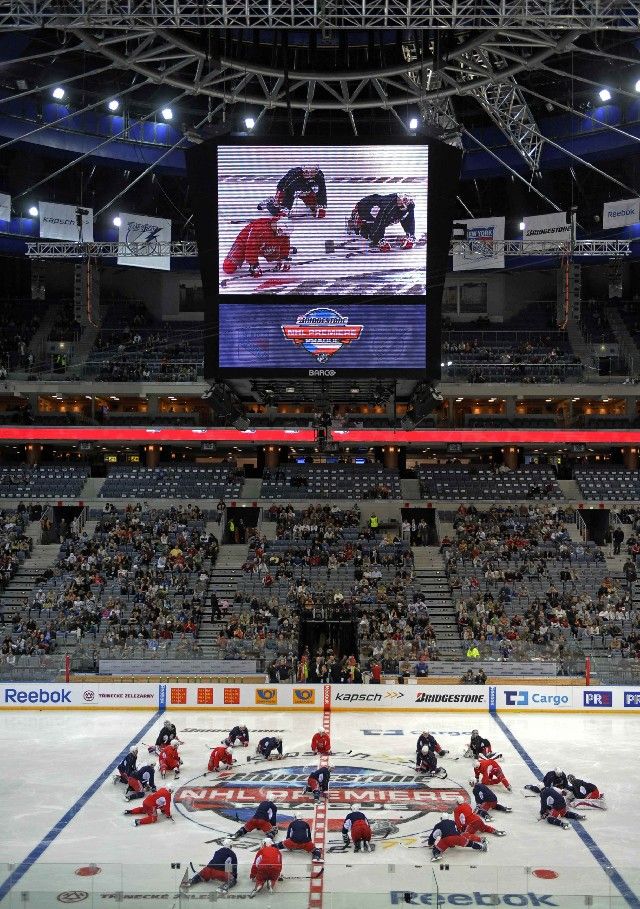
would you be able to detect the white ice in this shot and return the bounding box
[1,708,638,908]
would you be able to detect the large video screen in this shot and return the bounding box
[218,302,426,370]
[217,145,428,297]
[186,136,461,378]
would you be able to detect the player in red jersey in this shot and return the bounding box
[223,217,294,277]
[208,745,235,773]
[250,838,283,896]
[124,787,173,826]
[473,757,511,791]
[311,730,331,754]
[159,740,181,779]
[453,795,506,837]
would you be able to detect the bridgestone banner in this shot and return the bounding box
[602,197,640,230]
[117,212,172,271]
[523,211,569,249]
[38,200,94,241]
[0,192,10,222]
[452,217,505,272]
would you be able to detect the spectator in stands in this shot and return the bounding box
[613,526,625,555]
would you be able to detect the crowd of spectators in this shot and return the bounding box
[1,504,216,664]
[442,503,640,661]
[0,301,41,372]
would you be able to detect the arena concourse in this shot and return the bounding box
[1,6,640,908]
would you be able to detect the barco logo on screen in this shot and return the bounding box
[282,307,363,363]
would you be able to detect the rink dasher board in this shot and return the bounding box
[1,683,640,713]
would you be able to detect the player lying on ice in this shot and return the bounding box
[347,192,416,252]
[257,165,327,219]
[223,217,295,278]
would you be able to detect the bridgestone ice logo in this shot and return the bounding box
[415,693,485,704]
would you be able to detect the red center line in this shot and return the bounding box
[308,685,331,909]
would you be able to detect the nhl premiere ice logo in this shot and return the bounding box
[281,307,363,363]
[173,758,466,846]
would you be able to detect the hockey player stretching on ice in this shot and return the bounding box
[472,782,512,818]
[124,763,156,801]
[311,730,331,754]
[342,811,373,852]
[208,745,235,773]
[428,817,487,862]
[539,786,585,829]
[304,767,330,802]
[223,725,249,748]
[416,746,446,778]
[149,719,180,754]
[348,193,416,251]
[473,757,511,791]
[416,730,448,760]
[524,768,568,796]
[249,838,282,897]
[466,730,501,760]
[454,795,506,837]
[565,775,605,809]
[277,814,322,860]
[159,739,182,780]
[223,217,294,278]
[115,746,138,784]
[258,165,327,218]
[256,736,283,760]
[232,800,278,840]
[184,840,238,891]
[124,786,173,826]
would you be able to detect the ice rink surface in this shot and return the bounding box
[1,708,638,907]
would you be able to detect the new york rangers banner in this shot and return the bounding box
[0,192,10,222]
[38,201,94,241]
[523,211,569,248]
[602,197,640,230]
[452,217,505,272]
[117,212,171,271]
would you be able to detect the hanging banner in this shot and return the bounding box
[117,212,171,271]
[38,201,94,241]
[602,197,640,230]
[523,211,570,248]
[0,192,10,222]
[452,217,505,271]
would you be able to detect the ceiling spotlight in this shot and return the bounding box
[244,116,255,130]
[52,86,65,100]
[598,88,612,102]
[635,79,640,94]
[112,216,122,227]
[409,117,418,131]
[161,107,173,121]
[107,99,120,112]
[519,221,525,231]
[28,206,38,217]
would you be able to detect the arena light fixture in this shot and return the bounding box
[28,205,38,217]
[635,79,640,93]
[598,88,612,102]
[112,216,121,227]
[409,117,418,130]
[244,116,255,130]
[519,221,526,230]
[107,99,120,112]
[161,107,173,121]
[52,86,65,100]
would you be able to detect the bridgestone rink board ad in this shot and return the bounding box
[2,683,640,711]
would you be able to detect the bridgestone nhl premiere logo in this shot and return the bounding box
[282,307,363,363]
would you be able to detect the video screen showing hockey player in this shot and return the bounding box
[217,144,428,296]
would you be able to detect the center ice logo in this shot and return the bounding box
[281,307,363,363]
[173,759,466,843]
